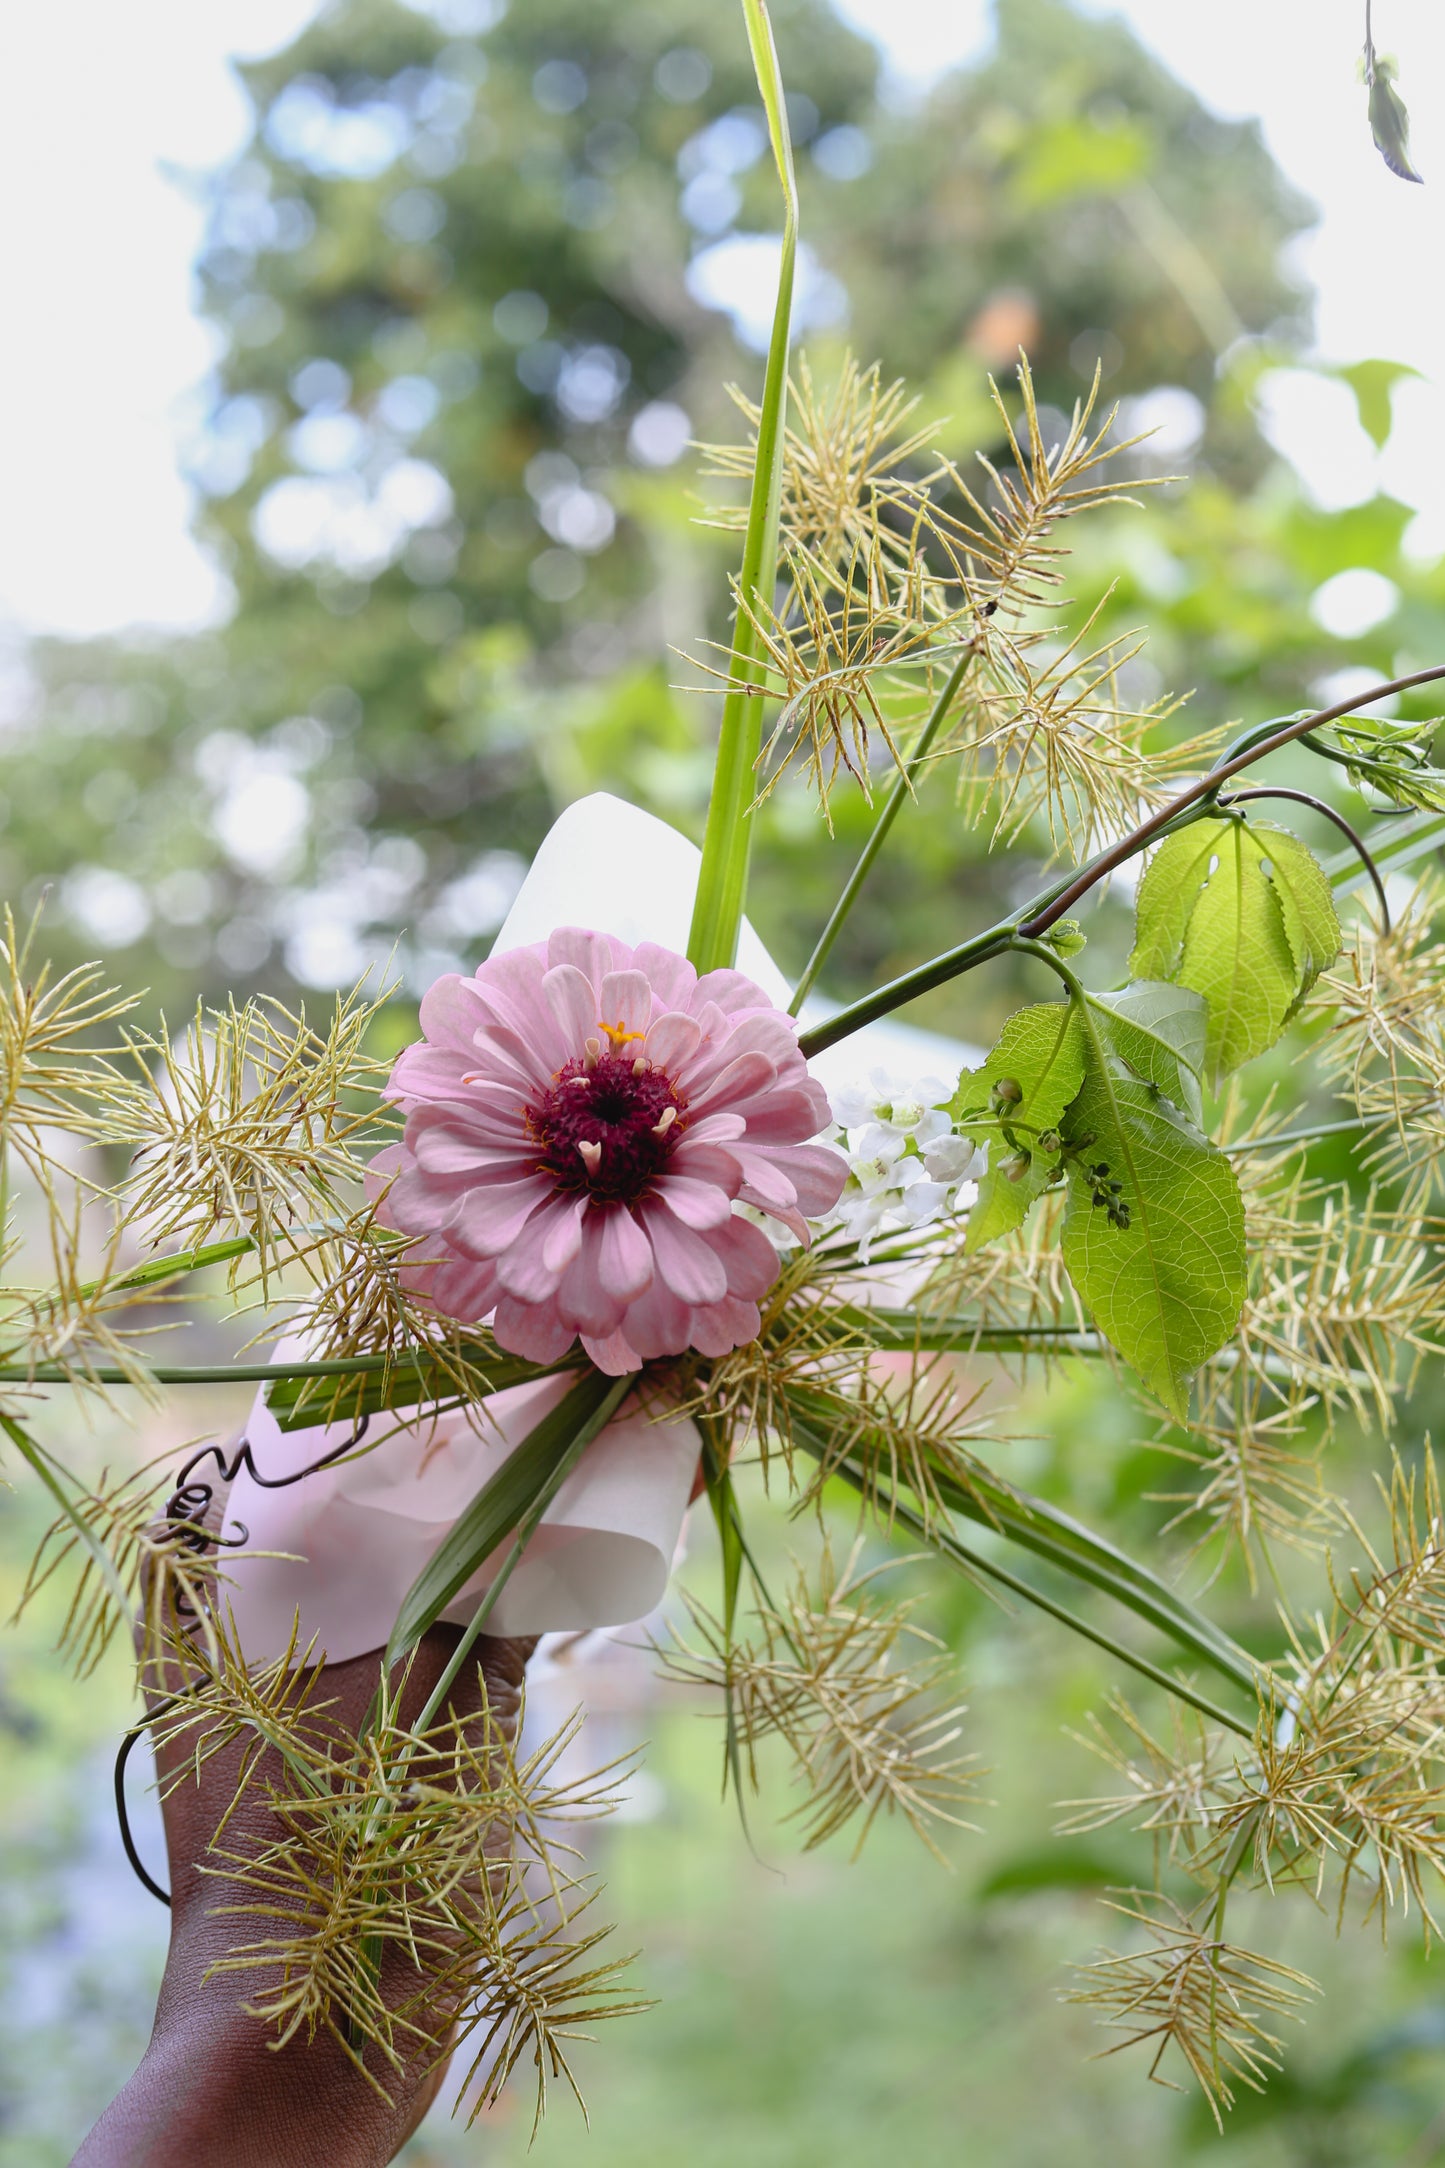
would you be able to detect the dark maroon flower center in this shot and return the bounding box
[527,1051,687,1204]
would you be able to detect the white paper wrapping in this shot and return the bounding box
[219,793,977,1665]
[222,1368,700,1661]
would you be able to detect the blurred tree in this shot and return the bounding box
[1,0,1329,1022]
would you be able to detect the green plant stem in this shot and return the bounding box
[784,1394,1254,1692]
[687,0,796,976]
[788,647,974,1016]
[1220,1117,1370,1155]
[1206,1819,1256,2085]
[799,662,1445,1057]
[0,1354,532,1386]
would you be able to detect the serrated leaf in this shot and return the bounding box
[1131,817,1299,1084]
[1060,1013,1246,1419]
[1086,980,1207,1124]
[1129,821,1228,981]
[1255,826,1341,1010]
[952,1002,1084,1251]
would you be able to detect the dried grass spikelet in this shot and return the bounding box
[0,905,139,1181]
[657,1541,979,1858]
[677,1242,996,1528]
[1155,1371,1338,1585]
[6,1194,172,1404]
[1156,1106,1443,1576]
[92,981,395,1286]
[1058,1697,1238,1868]
[243,1204,501,1432]
[944,609,1223,857]
[1067,1892,1316,2128]
[921,357,1143,614]
[1069,1460,1445,1960]
[1203,1458,1445,1932]
[692,349,1204,847]
[150,1623,648,2128]
[729,531,967,827]
[781,1359,995,1532]
[674,1243,867,1466]
[1315,873,1445,1201]
[698,354,946,567]
[18,1443,234,1677]
[920,1186,1094,1351]
[1236,1181,1444,1432]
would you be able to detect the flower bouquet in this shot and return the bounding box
[12,0,1445,2139]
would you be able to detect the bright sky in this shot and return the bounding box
[0,0,1442,638]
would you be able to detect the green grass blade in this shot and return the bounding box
[383,1369,622,1665]
[1,1414,132,1629]
[830,1456,1255,1734]
[782,1389,1254,1695]
[687,0,797,976]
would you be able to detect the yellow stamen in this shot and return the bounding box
[600,1019,645,1051]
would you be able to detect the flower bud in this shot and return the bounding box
[1043,919,1087,959]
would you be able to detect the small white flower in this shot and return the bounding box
[898,1177,952,1226]
[921,1133,984,1185]
[815,1068,978,1259]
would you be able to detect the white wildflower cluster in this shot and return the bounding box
[819,1070,984,1260]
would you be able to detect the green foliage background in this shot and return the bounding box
[4,0,1445,2160]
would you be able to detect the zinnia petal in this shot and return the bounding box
[496,1191,588,1301]
[635,1201,729,1305]
[492,1293,577,1364]
[541,962,602,1050]
[598,969,653,1038]
[447,1176,552,1260]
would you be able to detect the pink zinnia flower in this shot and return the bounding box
[374,928,846,1374]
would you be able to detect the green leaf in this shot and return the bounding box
[384,1369,620,1665]
[1257,826,1341,1010]
[1128,821,1222,981]
[1367,60,1424,186]
[1130,816,1299,1083]
[951,1002,1084,1251]
[1085,980,1207,1124]
[1314,714,1445,815]
[1336,358,1418,451]
[979,1842,1142,1898]
[1059,1010,1246,1419]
